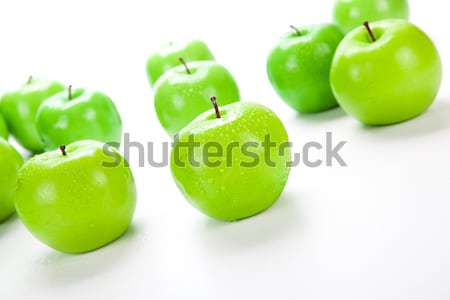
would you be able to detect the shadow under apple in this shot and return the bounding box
[28,221,149,286]
[354,99,450,140]
[0,214,19,240]
[192,189,303,255]
[292,106,347,125]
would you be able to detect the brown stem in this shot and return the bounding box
[363,21,376,42]
[59,145,67,156]
[290,25,301,36]
[210,96,221,119]
[178,57,191,74]
[68,85,72,100]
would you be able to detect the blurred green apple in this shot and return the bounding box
[0,112,8,139]
[0,138,23,222]
[146,40,215,86]
[267,24,344,113]
[154,61,240,136]
[36,87,122,150]
[0,78,64,153]
[333,0,409,33]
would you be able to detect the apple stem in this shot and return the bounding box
[27,76,33,84]
[210,96,221,119]
[178,57,191,74]
[59,145,67,156]
[290,25,301,36]
[68,85,72,100]
[363,21,376,42]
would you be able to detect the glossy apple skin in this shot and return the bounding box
[267,24,344,113]
[0,78,64,153]
[331,20,442,125]
[154,61,240,136]
[15,140,136,253]
[0,138,23,222]
[146,40,215,86]
[171,102,291,221]
[333,0,409,33]
[0,113,8,139]
[36,88,122,150]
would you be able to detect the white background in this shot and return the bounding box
[1,0,449,299]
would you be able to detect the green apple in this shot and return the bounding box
[0,138,23,222]
[146,40,215,86]
[330,20,442,125]
[171,100,291,221]
[154,60,240,136]
[15,140,136,253]
[36,87,122,151]
[0,77,64,153]
[333,0,409,33]
[0,112,8,139]
[267,24,344,113]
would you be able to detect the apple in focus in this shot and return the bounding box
[14,140,136,253]
[330,20,442,125]
[171,100,291,221]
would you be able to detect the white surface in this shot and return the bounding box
[1,0,449,299]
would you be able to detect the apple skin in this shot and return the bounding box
[333,0,409,33]
[171,102,291,221]
[154,61,240,136]
[14,140,136,253]
[0,113,8,139]
[330,20,442,125]
[267,24,344,113]
[36,88,122,151]
[146,40,215,86]
[0,78,64,153]
[0,138,23,222]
